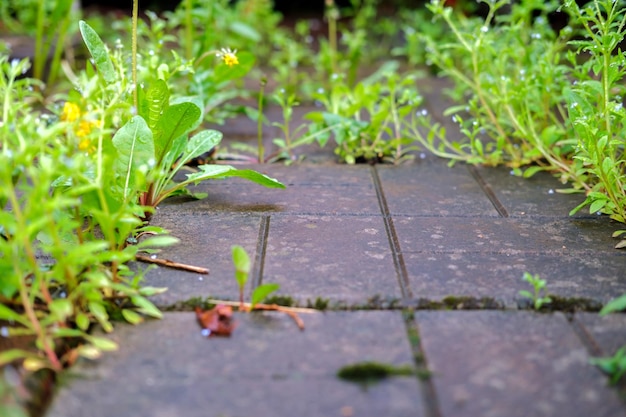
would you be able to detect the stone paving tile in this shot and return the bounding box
[264,215,400,304]
[47,312,425,417]
[141,212,261,306]
[176,164,382,215]
[405,252,626,306]
[474,166,589,218]
[377,158,499,217]
[394,216,624,254]
[415,311,626,417]
[574,312,626,356]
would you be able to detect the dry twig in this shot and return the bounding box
[204,299,316,330]
[135,254,209,274]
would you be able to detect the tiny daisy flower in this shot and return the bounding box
[216,48,239,67]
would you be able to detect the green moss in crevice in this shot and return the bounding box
[264,295,296,307]
[337,361,415,383]
[542,295,602,313]
[306,297,330,310]
[411,296,502,310]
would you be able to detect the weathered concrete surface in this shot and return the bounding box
[405,251,626,307]
[264,215,400,304]
[141,212,261,306]
[395,215,626,305]
[574,312,626,356]
[47,312,425,417]
[395,216,623,254]
[183,164,382,215]
[473,166,589,218]
[377,159,499,217]
[415,311,626,417]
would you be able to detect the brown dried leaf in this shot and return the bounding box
[195,305,236,337]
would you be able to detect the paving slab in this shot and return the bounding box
[473,166,589,218]
[263,215,401,305]
[394,216,624,254]
[47,311,425,417]
[377,158,498,217]
[574,312,626,356]
[178,164,382,215]
[141,212,261,306]
[405,251,626,307]
[415,311,626,417]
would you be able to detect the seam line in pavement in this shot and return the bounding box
[370,166,413,299]
[568,314,604,356]
[251,215,271,288]
[467,165,510,217]
[405,311,443,417]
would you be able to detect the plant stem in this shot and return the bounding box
[257,77,266,163]
[132,0,139,111]
[185,0,193,61]
[33,0,46,82]
[326,0,338,75]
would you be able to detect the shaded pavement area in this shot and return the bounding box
[46,79,626,417]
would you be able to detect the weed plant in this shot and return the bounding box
[564,0,626,230]
[409,0,626,245]
[0,0,284,374]
[411,0,579,177]
[0,0,78,86]
[306,67,422,164]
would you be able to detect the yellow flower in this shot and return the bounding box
[78,137,92,151]
[61,102,81,122]
[76,120,94,138]
[217,48,239,67]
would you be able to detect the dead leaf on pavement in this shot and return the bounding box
[195,305,236,337]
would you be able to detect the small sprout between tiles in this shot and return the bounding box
[519,272,552,311]
[194,246,309,336]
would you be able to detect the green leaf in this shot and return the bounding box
[89,301,112,333]
[138,286,168,296]
[154,102,202,164]
[121,309,144,325]
[232,245,250,289]
[589,198,607,214]
[79,21,116,84]
[49,299,73,321]
[180,130,223,165]
[251,283,280,309]
[602,156,614,176]
[0,349,33,367]
[136,235,180,249]
[600,294,626,315]
[229,22,261,42]
[112,116,155,199]
[519,290,534,299]
[523,166,544,179]
[131,295,162,319]
[76,345,103,360]
[185,165,285,189]
[75,312,90,331]
[0,304,30,327]
[142,79,170,130]
[84,335,118,351]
